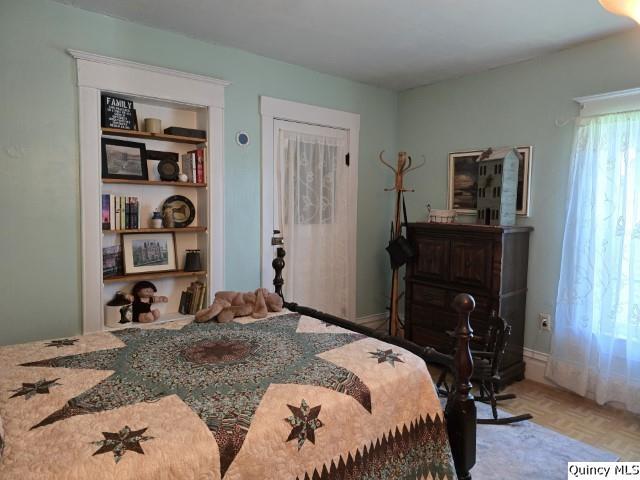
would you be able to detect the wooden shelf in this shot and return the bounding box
[104,312,195,331]
[102,127,206,144]
[102,178,207,188]
[103,270,206,284]
[103,227,207,234]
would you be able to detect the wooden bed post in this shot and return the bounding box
[446,293,477,480]
[272,246,286,300]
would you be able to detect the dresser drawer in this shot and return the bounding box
[408,305,491,351]
[412,285,494,315]
[446,290,495,316]
[450,239,492,289]
[410,304,458,331]
[411,283,447,308]
[410,325,452,353]
[414,236,450,282]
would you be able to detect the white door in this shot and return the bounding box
[273,120,350,317]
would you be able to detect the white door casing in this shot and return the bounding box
[275,120,349,316]
[260,96,359,320]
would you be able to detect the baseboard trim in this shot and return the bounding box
[355,312,388,330]
[523,347,555,386]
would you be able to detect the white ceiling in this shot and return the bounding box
[55,0,632,90]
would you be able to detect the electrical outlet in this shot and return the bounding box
[539,313,552,331]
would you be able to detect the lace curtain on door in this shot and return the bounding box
[546,111,640,414]
[277,129,348,317]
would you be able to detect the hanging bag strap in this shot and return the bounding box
[402,192,409,232]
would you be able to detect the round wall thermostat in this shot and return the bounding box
[236,131,250,146]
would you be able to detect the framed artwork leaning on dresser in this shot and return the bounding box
[448,146,532,216]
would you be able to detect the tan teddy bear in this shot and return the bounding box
[195,288,283,323]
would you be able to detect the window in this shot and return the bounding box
[547,100,640,413]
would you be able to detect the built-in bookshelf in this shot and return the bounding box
[100,96,210,325]
[71,49,228,333]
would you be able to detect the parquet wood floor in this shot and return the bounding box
[374,322,640,460]
[498,380,640,461]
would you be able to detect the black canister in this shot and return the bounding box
[184,249,202,272]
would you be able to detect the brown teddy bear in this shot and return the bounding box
[195,288,283,323]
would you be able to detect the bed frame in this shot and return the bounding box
[272,246,477,480]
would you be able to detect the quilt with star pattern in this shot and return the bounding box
[0,311,455,480]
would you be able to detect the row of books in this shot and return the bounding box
[102,195,140,231]
[179,281,207,315]
[182,147,206,184]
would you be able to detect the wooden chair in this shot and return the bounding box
[437,313,533,425]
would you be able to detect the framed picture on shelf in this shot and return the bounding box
[448,146,532,216]
[122,232,177,275]
[102,138,148,181]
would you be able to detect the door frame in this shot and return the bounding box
[260,96,360,320]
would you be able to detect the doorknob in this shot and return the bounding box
[271,230,284,246]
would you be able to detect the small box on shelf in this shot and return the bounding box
[164,126,206,140]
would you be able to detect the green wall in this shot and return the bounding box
[0,0,397,345]
[398,28,640,353]
[5,0,639,351]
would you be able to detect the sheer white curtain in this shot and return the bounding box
[276,128,348,317]
[546,111,640,414]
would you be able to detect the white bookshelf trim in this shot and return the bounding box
[71,50,227,334]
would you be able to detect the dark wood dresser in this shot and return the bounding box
[404,223,532,386]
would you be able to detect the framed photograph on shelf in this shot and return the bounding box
[122,232,177,275]
[102,138,148,181]
[448,146,532,216]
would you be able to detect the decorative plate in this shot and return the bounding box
[162,195,195,228]
[157,159,180,181]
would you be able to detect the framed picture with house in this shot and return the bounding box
[122,232,177,275]
[448,146,532,216]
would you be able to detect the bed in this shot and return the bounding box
[0,255,477,480]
